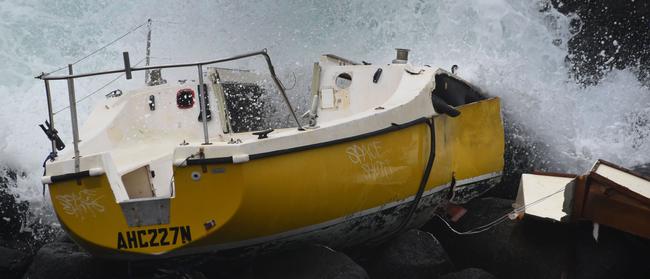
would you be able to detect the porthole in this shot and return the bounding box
[335,73,352,89]
[191,171,201,181]
[176,88,195,109]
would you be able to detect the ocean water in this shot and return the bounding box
[0,0,648,228]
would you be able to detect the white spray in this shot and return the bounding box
[0,0,648,222]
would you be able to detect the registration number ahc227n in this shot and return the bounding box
[117,225,192,250]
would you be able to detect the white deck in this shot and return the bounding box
[45,55,450,203]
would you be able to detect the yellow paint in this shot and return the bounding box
[434,97,505,183]
[48,97,504,257]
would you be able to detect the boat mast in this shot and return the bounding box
[144,18,152,85]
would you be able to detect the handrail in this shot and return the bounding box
[41,51,274,80]
[36,49,304,164]
[323,54,361,66]
[36,50,303,129]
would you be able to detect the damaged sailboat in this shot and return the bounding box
[37,49,505,259]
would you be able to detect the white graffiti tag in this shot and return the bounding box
[346,141,394,179]
[55,189,105,220]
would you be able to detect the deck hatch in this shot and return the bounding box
[122,166,155,199]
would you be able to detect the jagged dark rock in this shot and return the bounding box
[573,223,650,279]
[439,268,497,279]
[632,163,650,177]
[363,229,453,279]
[0,168,28,247]
[23,241,129,279]
[53,230,73,244]
[241,244,368,279]
[423,197,572,279]
[550,0,650,86]
[0,167,57,254]
[0,246,30,279]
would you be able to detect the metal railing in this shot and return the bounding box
[36,50,304,171]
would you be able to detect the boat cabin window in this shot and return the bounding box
[176,89,195,109]
[222,82,266,133]
[335,73,352,89]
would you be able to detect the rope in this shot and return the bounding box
[435,214,510,235]
[52,57,147,115]
[45,19,150,76]
[41,152,57,196]
[169,153,197,197]
[439,186,567,235]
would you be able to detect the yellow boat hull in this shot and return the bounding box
[48,98,504,259]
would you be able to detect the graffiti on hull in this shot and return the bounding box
[346,141,394,180]
[55,189,105,220]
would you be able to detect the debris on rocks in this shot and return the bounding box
[515,159,650,239]
[424,197,572,279]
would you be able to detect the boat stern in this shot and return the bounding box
[45,152,245,259]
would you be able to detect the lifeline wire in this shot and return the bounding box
[52,57,147,115]
[44,19,150,76]
[438,186,567,235]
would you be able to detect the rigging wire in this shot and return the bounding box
[44,19,150,76]
[52,57,147,115]
[438,186,567,235]
[152,20,184,25]
[284,72,297,90]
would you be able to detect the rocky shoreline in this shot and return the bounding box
[3,190,649,278]
[1,160,648,278]
[4,198,649,279]
[1,162,649,278]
